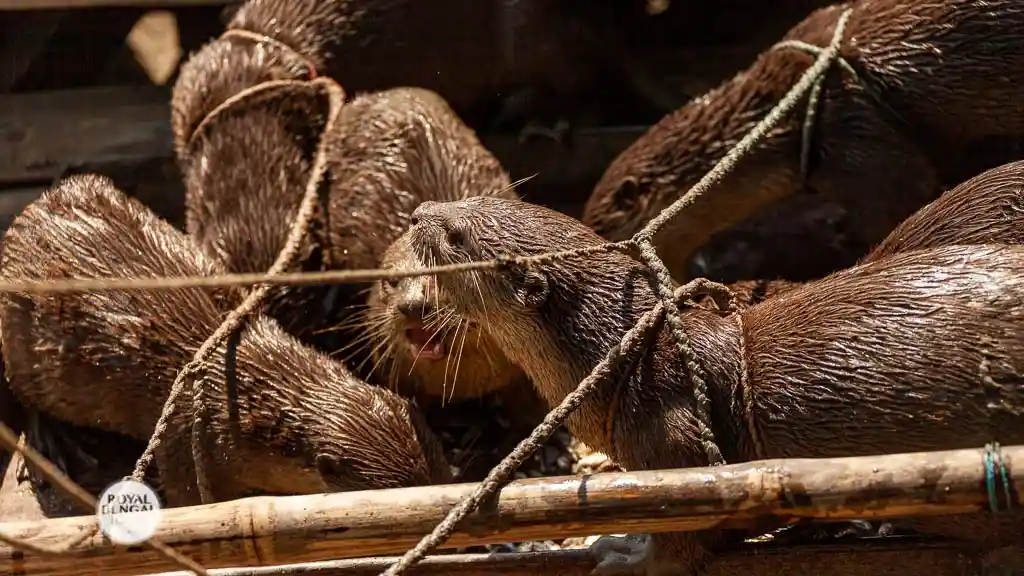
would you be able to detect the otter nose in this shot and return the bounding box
[410,201,440,227]
[396,297,436,322]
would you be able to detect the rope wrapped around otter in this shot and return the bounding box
[137,76,346,502]
[0,8,855,575]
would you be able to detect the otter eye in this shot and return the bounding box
[447,229,466,249]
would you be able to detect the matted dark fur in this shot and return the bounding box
[711,159,1024,310]
[174,45,520,394]
[0,175,451,506]
[584,0,1024,280]
[405,196,1024,574]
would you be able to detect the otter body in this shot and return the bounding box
[863,158,1024,262]
[175,55,522,397]
[718,159,1024,309]
[0,176,451,506]
[406,196,1024,574]
[584,0,1024,280]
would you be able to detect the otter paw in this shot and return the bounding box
[589,534,651,575]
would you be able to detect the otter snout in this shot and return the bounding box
[392,277,447,361]
[395,278,437,322]
[409,200,477,264]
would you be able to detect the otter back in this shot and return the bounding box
[0,175,451,505]
[584,0,1024,281]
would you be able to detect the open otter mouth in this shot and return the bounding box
[403,325,447,360]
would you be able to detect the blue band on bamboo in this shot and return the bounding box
[984,442,1012,513]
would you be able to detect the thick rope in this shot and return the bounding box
[134,77,346,502]
[380,9,855,575]
[0,421,209,574]
[220,28,318,81]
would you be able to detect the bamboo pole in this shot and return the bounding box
[1,446,1019,575]
[145,540,984,576]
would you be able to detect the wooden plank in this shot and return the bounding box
[145,540,986,576]
[0,85,646,190]
[0,0,228,10]
[0,86,170,184]
[0,445,1018,575]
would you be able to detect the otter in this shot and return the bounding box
[0,175,452,506]
[706,159,1024,310]
[404,196,1024,574]
[172,34,517,350]
[174,43,520,389]
[863,158,1024,262]
[172,40,339,350]
[583,0,1024,281]
[363,233,530,404]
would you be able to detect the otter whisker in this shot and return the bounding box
[320,311,382,333]
[408,318,450,374]
[469,270,494,337]
[366,339,398,381]
[449,318,470,405]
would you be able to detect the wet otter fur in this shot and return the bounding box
[323,88,523,397]
[406,196,1024,574]
[0,175,451,506]
[363,233,529,404]
[174,44,518,385]
[863,158,1024,262]
[173,39,336,349]
[172,33,516,353]
[708,159,1024,309]
[583,0,1024,281]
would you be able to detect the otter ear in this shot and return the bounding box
[517,270,549,308]
[610,177,642,211]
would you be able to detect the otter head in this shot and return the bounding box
[405,197,654,407]
[582,57,805,273]
[308,380,453,491]
[363,234,525,403]
[171,37,314,157]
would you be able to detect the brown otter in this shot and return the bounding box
[863,158,1024,262]
[363,233,530,404]
[404,196,1024,574]
[710,159,1024,309]
[174,42,520,387]
[583,0,1024,281]
[172,40,339,349]
[0,174,452,506]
